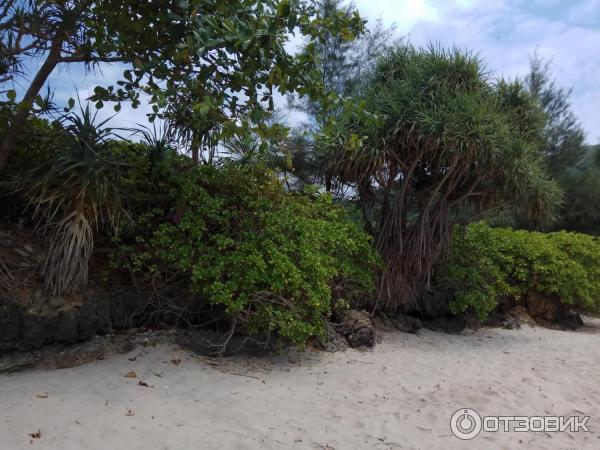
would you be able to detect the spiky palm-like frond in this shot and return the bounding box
[15,102,125,294]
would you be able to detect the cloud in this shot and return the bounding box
[354,0,600,142]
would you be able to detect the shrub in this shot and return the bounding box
[438,223,600,319]
[116,164,379,347]
[7,105,125,295]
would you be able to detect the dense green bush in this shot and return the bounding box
[438,223,600,319]
[116,164,379,347]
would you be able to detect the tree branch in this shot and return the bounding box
[58,55,127,64]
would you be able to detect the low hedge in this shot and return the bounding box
[437,223,600,319]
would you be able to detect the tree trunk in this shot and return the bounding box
[325,174,332,192]
[190,130,200,164]
[0,36,63,173]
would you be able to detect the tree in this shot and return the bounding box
[285,0,393,192]
[523,55,600,233]
[290,0,393,122]
[318,45,560,311]
[560,145,600,234]
[0,0,364,172]
[0,0,127,171]
[525,54,586,177]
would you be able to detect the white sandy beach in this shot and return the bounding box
[1,321,599,450]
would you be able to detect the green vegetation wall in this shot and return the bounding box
[437,223,600,319]
[115,164,380,347]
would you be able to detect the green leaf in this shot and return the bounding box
[277,0,291,17]
[6,90,16,102]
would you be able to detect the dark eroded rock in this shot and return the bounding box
[375,311,422,334]
[335,310,376,348]
[414,288,454,318]
[321,322,349,352]
[422,314,466,334]
[526,290,564,321]
[525,289,583,330]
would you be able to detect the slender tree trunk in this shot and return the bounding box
[325,174,332,192]
[0,36,63,173]
[191,130,200,164]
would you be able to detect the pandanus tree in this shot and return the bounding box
[317,45,561,311]
[14,103,124,295]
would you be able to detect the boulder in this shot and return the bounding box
[557,310,584,330]
[321,322,349,352]
[485,310,505,328]
[335,310,376,348]
[413,288,454,318]
[526,290,564,321]
[375,311,422,334]
[0,300,24,350]
[525,290,583,330]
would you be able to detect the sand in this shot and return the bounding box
[1,320,599,450]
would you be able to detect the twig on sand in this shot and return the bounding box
[229,372,261,380]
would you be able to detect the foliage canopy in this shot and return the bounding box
[115,164,379,347]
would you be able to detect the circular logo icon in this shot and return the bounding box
[450,408,482,440]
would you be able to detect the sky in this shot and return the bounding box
[353,0,600,143]
[16,0,600,144]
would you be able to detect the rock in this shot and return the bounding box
[78,296,99,340]
[0,300,24,350]
[377,311,422,334]
[485,310,505,328]
[54,310,79,343]
[414,288,454,318]
[321,322,349,352]
[557,310,584,330]
[485,304,535,330]
[423,314,466,334]
[21,306,61,349]
[525,290,584,330]
[464,308,482,330]
[526,290,564,321]
[503,317,521,330]
[335,310,376,348]
[0,289,144,351]
[0,335,135,373]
